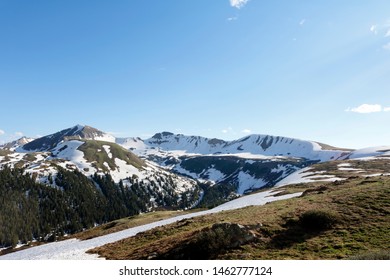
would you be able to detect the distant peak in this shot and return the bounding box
[69,125,107,136]
[71,125,109,139]
[74,124,85,131]
[151,132,174,139]
[22,125,114,151]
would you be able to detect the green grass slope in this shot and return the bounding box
[78,140,145,172]
[88,175,390,260]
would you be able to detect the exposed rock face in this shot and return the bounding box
[209,223,256,248]
[156,222,256,260]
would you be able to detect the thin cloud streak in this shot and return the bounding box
[383,42,390,50]
[227,16,238,21]
[370,25,378,34]
[345,104,386,114]
[222,127,234,134]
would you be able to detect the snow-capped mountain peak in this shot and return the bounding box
[21,125,115,152]
[126,131,351,162]
[0,136,35,151]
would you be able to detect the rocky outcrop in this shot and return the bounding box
[156,222,257,259]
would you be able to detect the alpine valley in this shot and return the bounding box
[1,124,390,250]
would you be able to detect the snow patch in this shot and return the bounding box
[173,165,199,179]
[109,158,143,183]
[53,141,96,176]
[207,153,285,160]
[94,134,116,143]
[102,145,112,159]
[338,167,364,172]
[349,146,390,159]
[204,168,225,182]
[237,171,266,194]
[276,167,344,186]
[365,173,390,177]
[116,137,147,151]
[338,163,351,167]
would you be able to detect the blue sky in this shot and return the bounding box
[1,0,390,149]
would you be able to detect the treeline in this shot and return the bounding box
[0,166,197,248]
[197,183,238,209]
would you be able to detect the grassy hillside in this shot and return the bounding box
[0,150,11,157]
[78,140,145,172]
[88,175,390,260]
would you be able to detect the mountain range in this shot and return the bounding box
[2,124,390,198]
[1,124,390,251]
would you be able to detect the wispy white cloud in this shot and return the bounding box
[369,21,390,37]
[345,104,384,114]
[370,25,378,34]
[0,129,4,136]
[242,129,251,134]
[227,16,238,21]
[222,127,233,134]
[230,0,250,9]
[15,132,23,137]
[383,42,390,50]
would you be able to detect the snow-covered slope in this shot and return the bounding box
[116,137,148,151]
[130,132,350,162]
[276,155,390,187]
[275,167,345,186]
[347,146,390,160]
[174,154,310,194]
[115,132,352,193]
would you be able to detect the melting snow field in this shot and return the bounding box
[0,190,301,260]
[276,167,344,187]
